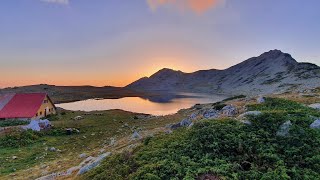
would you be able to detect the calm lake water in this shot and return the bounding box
[56,93,226,116]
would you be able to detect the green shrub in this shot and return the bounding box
[83,98,320,179]
[0,130,42,148]
[0,120,29,127]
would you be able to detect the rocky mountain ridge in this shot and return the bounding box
[126,50,320,95]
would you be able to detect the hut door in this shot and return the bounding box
[44,109,47,117]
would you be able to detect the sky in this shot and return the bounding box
[0,0,319,88]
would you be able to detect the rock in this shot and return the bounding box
[12,156,18,160]
[189,113,198,120]
[308,103,320,110]
[276,120,292,137]
[170,123,182,130]
[170,118,192,130]
[221,105,237,116]
[66,166,80,175]
[240,120,252,125]
[188,122,194,128]
[238,111,262,119]
[202,109,219,119]
[49,147,56,152]
[257,96,266,103]
[165,129,173,134]
[109,138,116,146]
[180,119,192,127]
[99,149,106,153]
[77,152,111,175]
[310,119,320,129]
[131,131,142,140]
[79,153,87,158]
[73,116,84,120]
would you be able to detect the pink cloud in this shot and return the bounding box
[147,0,223,14]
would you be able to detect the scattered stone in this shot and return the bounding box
[99,149,106,153]
[79,153,87,158]
[77,152,111,175]
[221,105,237,116]
[49,147,56,152]
[310,119,320,129]
[308,103,320,110]
[12,156,18,160]
[109,138,116,146]
[276,120,292,137]
[131,131,142,140]
[257,96,266,104]
[165,129,173,134]
[188,122,194,128]
[203,109,219,119]
[73,116,84,120]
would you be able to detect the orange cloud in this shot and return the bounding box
[147,0,222,14]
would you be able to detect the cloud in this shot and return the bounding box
[147,0,222,14]
[40,0,69,5]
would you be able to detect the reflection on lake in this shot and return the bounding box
[56,93,226,116]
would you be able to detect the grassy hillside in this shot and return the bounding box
[0,110,183,179]
[83,98,320,180]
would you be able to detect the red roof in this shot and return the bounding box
[0,93,47,118]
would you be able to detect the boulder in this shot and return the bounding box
[221,105,237,116]
[238,111,262,119]
[49,147,56,152]
[308,103,320,110]
[276,120,292,137]
[202,109,219,119]
[79,153,87,158]
[170,118,192,130]
[257,96,266,104]
[310,119,320,129]
[131,131,142,140]
[189,113,198,120]
[240,120,252,125]
[77,152,111,175]
[170,123,182,130]
[180,119,192,127]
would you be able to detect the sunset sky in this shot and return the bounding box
[0,0,319,88]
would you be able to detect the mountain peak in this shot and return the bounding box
[260,49,284,58]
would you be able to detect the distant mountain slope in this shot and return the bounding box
[0,85,142,103]
[126,50,320,95]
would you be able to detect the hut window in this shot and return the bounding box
[36,113,38,116]
[43,100,48,104]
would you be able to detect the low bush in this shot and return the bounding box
[0,130,42,148]
[83,98,320,180]
[0,120,29,127]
